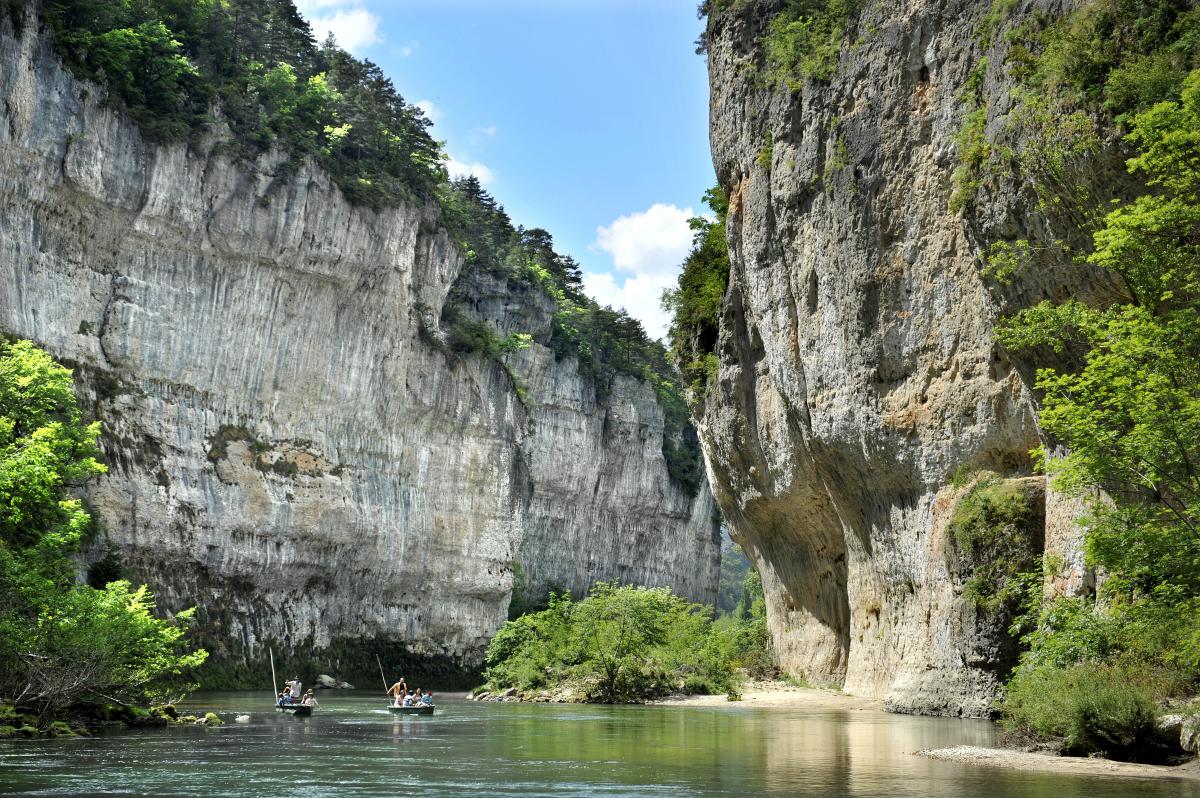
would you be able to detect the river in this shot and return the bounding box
[0,692,1194,796]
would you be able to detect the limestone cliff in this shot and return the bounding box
[0,20,719,669]
[700,0,1123,715]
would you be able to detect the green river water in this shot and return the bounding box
[0,691,1195,797]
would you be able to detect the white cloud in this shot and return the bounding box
[295,1,381,54]
[446,154,494,185]
[397,41,419,58]
[591,203,694,277]
[583,271,676,342]
[415,100,442,124]
[583,203,696,341]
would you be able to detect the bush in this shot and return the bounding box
[483,583,742,703]
[761,0,860,87]
[947,473,1041,613]
[1002,662,1164,760]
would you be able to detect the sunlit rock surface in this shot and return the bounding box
[701,0,1122,715]
[0,21,718,667]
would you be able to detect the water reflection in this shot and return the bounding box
[0,692,1194,798]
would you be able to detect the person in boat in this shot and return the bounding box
[286,676,302,696]
[413,688,424,704]
[277,686,293,706]
[420,691,434,706]
[401,691,415,707]
[387,678,407,707]
[301,689,318,707]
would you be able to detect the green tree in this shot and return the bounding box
[997,72,1200,743]
[483,582,737,702]
[663,186,730,399]
[569,583,680,702]
[0,340,206,721]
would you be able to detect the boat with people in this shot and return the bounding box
[270,648,317,717]
[378,654,437,716]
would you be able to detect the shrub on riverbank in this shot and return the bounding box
[1002,661,1166,760]
[482,583,752,702]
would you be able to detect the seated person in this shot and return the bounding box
[301,690,318,707]
[401,691,415,707]
[420,691,434,706]
[277,687,293,706]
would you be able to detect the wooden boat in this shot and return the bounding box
[269,649,313,716]
[388,704,435,715]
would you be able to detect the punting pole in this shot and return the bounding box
[270,647,279,701]
[376,653,389,697]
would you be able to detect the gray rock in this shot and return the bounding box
[1182,715,1200,753]
[699,0,1123,715]
[0,22,719,668]
[1157,713,1185,738]
[316,675,338,689]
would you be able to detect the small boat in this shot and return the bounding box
[388,704,435,715]
[269,648,314,717]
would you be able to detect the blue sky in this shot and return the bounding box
[295,0,713,340]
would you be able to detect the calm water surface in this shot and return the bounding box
[0,691,1195,797]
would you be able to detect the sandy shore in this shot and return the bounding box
[919,745,1200,782]
[654,681,880,711]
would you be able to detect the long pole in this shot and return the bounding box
[270,647,279,702]
[376,653,389,698]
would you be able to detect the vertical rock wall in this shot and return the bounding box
[0,21,718,668]
[701,0,1120,715]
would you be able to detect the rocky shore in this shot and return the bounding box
[918,745,1200,783]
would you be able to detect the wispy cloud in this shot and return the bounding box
[446,154,494,185]
[415,99,443,124]
[295,0,381,54]
[586,203,695,340]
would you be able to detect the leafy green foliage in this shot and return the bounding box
[716,539,752,614]
[946,473,1041,613]
[760,0,860,87]
[714,567,775,677]
[0,340,206,721]
[954,0,1197,213]
[35,0,445,207]
[663,187,730,402]
[483,583,752,702]
[1002,662,1164,760]
[996,73,1200,756]
[1018,0,1200,123]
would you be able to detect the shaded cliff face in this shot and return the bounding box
[0,23,718,667]
[700,0,1120,715]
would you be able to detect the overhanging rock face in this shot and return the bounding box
[0,21,719,668]
[700,0,1121,716]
